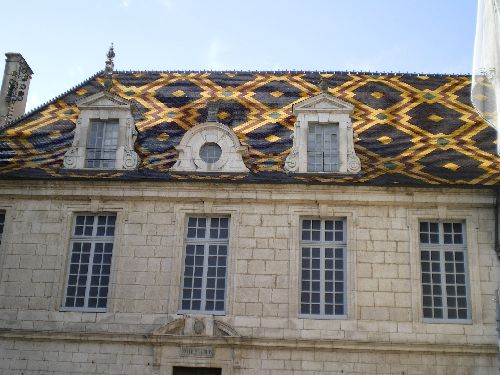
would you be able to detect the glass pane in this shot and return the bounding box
[199,142,222,164]
[66,214,115,309]
[300,218,346,316]
[86,121,118,168]
[182,218,229,313]
[420,221,469,320]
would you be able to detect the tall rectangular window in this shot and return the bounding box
[420,221,470,321]
[63,214,116,311]
[85,120,119,168]
[307,123,339,172]
[180,217,229,314]
[300,218,347,318]
[0,211,5,246]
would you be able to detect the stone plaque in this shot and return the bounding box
[180,346,214,358]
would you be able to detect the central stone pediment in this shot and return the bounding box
[153,316,240,338]
[76,91,131,110]
[293,92,354,114]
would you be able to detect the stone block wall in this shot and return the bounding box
[0,180,497,373]
[0,338,496,374]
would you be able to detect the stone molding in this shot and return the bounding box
[0,181,493,208]
[0,329,495,355]
[285,92,361,174]
[171,121,248,173]
[63,91,139,170]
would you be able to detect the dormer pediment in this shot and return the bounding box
[293,92,354,115]
[77,91,131,110]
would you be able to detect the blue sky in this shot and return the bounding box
[0,0,478,111]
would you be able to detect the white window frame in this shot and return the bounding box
[60,213,116,313]
[178,216,230,315]
[419,220,472,323]
[299,217,348,320]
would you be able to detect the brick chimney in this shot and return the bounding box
[0,53,33,126]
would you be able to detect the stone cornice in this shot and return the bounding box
[0,180,495,207]
[0,329,496,355]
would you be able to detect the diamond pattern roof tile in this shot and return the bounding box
[0,71,498,186]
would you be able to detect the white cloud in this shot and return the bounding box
[158,0,173,9]
[120,0,133,8]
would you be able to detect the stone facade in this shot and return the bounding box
[0,180,497,374]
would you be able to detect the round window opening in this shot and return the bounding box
[199,142,222,164]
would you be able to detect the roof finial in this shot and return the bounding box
[319,78,329,94]
[104,43,115,91]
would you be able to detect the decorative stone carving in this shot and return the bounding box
[154,318,185,335]
[153,316,240,338]
[123,147,139,169]
[285,91,361,174]
[347,153,361,172]
[171,121,248,173]
[62,91,140,170]
[63,147,78,169]
[193,319,205,335]
[284,128,298,172]
[213,320,240,337]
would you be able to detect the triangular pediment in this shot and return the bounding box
[293,92,354,114]
[77,91,131,109]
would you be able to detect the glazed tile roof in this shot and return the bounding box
[0,71,499,186]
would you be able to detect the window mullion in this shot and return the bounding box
[440,245,449,318]
[320,244,325,316]
[85,218,100,309]
[201,243,208,311]
[320,219,325,315]
[100,122,107,153]
[321,125,326,172]
[342,244,347,314]
[462,242,471,319]
[99,122,106,153]
[85,240,95,309]
[439,223,449,318]
[201,221,210,311]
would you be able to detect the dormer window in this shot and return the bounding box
[284,86,361,174]
[171,108,248,173]
[63,91,139,170]
[85,120,119,168]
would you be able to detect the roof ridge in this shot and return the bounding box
[114,69,471,77]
